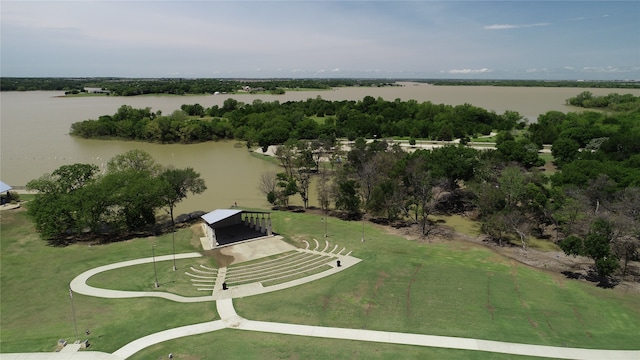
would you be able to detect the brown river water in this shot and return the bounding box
[2,83,638,214]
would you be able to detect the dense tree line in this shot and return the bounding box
[70,105,235,143]
[264,138,637,283]
[525,106,640,189]
[10,77,638,94]
[566,91,640,112]
[0,77,397,94]
[26,150,206,245]
[71,96,524,147]
[257,96,640,283]
[0,77,99,92]
[420,79,640,89]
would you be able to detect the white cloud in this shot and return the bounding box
[443,68,493,74]
[581,66,623,73]
[526,68,548,73]
[483,23,549,30]
[483,24,518,30]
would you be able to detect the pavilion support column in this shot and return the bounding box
[267,214,272,236]
[260,216,266,234]
[253,214,260,231]
[210,228,217,249]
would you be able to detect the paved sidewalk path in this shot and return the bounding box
[105,298,640,360]
[112,320,226,359]
[70,253,214,302]
[215,299,640,360]
[6,251,639,360]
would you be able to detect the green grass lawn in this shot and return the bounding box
[2,207,639,358]
[63,93,109,97]
[249,150,281,165]
[0,209,216,353]
[470,136,497,143]
[307,115,337,125]
[86,256,217,297]
[128,328,545,360]
[432,214,482,237]
[538,153,555,164]
[237,211,640,350]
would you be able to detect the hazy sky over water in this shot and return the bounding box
[1,1,638,79]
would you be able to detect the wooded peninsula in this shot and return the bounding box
[34,90,637,283]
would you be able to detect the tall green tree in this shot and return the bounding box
[25,151,205,242]
[559,219,619,278]
[159,167,207,227]
[26,164,100,244]
[334,178,361,219]
[107,149,161,174]
[552,137,580,167]
[104,169,164,231]
[423,145,479,188]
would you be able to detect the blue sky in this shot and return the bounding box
[1,1,638,79]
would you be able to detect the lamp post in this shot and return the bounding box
[322,213,328,238]
[171,226,177,271]
[152,245,159,288]
[69,288,78,341]
[361,193,366,243]
[324,212,328,238]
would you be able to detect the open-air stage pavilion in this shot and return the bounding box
[200,209,273,250]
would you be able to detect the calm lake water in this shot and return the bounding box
[2,83,638,214]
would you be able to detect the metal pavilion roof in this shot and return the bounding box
[200,209,243,225]
[0,181,12,193]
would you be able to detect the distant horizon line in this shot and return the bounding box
[2,76,639,82]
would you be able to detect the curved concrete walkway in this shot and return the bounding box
[69,247,362,301]
[69,252,215,303]
[214,299,640,360]
[5,251,640,360]
[107,298,640,360]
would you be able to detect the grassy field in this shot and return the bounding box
[128,329,545,360]
[238,211,640,350]
[0,209,216,353]
[1,206,639,358]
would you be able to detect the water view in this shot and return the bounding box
[2,83,639,214]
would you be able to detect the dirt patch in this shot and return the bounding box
[364,272,389,316]
[321,295,331,311]
[207,248,235,267]
[406,265,421,318]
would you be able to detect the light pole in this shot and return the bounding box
[361,212,365,242]
[171,225,177,271]
[152,245,159,288]
[69,288,78,341]
[322,213,328,238]
[324,212,328,238]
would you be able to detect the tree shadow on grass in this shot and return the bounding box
[561,270,619,289]
[47,210,207,247]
